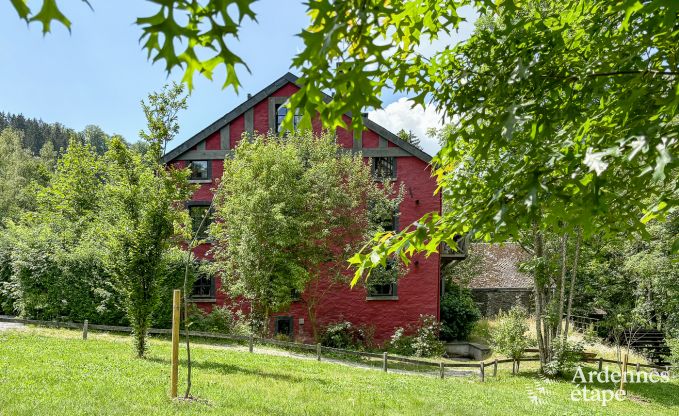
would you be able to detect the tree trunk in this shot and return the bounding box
[555,233,568,340]
[532,224,547,368]
[563,227,581,340]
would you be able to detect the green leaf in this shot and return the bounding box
[29,0,71,34]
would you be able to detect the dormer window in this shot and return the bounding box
[275,103,302,134]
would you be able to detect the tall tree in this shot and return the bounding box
[0,128,48,223]
[396,129,422,150]
[209,130,401,337]
[345,1,678,370]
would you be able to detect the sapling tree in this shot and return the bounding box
[102,83,191,358]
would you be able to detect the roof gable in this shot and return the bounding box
[162,72,432,164]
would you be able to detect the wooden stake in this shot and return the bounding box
[82,319,88,340]
[493,359,498,377]
[170,289,181,399]
[439,362,445,379]
[383,352,388,372]
[619,353,628,394]
[480,361,485,382]
[249,334,254,353]
[598,357,603,372]
[316,343,321,361]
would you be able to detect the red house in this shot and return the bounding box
[163,73,460,343]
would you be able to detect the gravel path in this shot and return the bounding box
[0,321,24,331]
[205,342,477,379]
[0,317,475,378]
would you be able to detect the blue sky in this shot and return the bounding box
[0,1,475,155]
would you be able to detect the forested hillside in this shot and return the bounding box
[0,111,114,155]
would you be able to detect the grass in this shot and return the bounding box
[1,327,679,415]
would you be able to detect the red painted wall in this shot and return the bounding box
[178,81,441,344]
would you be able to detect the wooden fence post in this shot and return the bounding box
[598,357,603,372]
[619,353,629,393]
[635,362,640,373]
[170,289,181,399]
[439,362,445,379]
[249,334,254,353]
[317,343,321,361]
[493,359,498,377]
[480,361,485,382]
[82,319,88,340]
[383,352,388,372]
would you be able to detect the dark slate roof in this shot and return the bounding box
[162,72,433,164]
[467,243,533,290]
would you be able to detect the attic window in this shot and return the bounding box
[275,103,302,134]
[188,160,210,181]
[372,157,396,179]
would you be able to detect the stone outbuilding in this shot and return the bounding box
[466,243,533,316]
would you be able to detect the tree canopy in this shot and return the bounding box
[209,130,401,335]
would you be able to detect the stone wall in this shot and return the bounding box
[471,288,533,317]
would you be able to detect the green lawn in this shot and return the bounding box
[1,328,678,415]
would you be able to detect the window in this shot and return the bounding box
[188,160,210,181]
[275,103,302,134]
[368,282,396,297]
[290,288,301,302]
[367,260,398,299]
[188,204,212,239]
[372,157,396,179]
[376,208,399,233]
[274,316,293,337]
[191,273,216,300]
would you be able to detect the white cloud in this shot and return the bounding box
[368,98,445,155]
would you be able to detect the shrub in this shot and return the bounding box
[151,248,196,328]
[188,305,233,333]
[440,284,480,341]
[10,232,126,325]
[388,327,415,356]
[389,315,445,357]
[411,315,446,357]
[543,339,585,378]
[0,234,17,314]
[469,319,492,343]
[490,305,530,360]
[667,338,679,369]
[320,321,357,349]
[319,321,375,350]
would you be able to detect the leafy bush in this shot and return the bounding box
[469,319,492,343]
[440,284,480,341]
[186,304,251,335]
[319,321,375,350]
[667,338,679,369]
[490,305,530,360]
[543,339,585,378]
[389,315,445,358]
[411,315,446,357]
[151,248,196,328]
[388,327,415,356]
[9,230,126,325]
[0,234,17,314]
